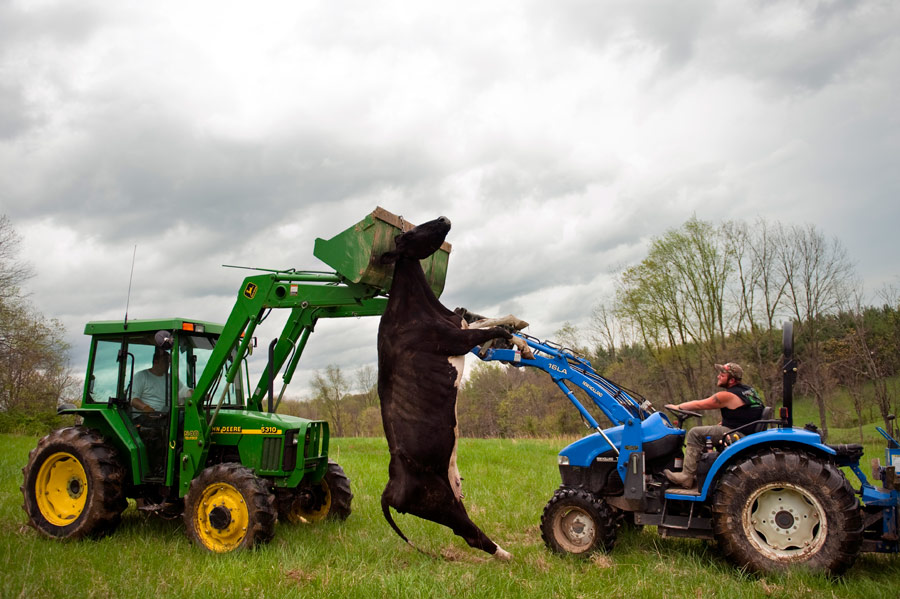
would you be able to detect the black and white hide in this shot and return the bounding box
[376,216,514,560]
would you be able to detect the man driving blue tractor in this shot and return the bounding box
[663,362,765,489]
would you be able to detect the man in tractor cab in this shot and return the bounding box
[663,362,765,489]
[130,347,175,478]
[131,347,190,414]
[131,348,171,413]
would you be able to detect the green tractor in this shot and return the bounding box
[21,207,448,552]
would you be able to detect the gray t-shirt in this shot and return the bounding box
[132,369,168,412]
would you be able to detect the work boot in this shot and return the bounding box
[663,469,695,489]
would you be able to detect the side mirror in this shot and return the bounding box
[782,320,794,359]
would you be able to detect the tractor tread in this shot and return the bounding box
[21,426,126,539]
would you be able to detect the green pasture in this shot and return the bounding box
[3,421,900,598]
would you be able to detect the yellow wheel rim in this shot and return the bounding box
[194,482,250,552]
[289,480,332,524]
[35,452,88,527]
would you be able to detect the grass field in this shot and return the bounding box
[3,428,900,599]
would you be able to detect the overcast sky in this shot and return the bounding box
[2,1,898,399]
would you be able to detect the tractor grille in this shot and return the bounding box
[283,429,299,472]
[260,437,282,471]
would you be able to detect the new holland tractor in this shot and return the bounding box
[474,323,900,574]
[21,207,446,552]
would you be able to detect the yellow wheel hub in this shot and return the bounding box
[194,482,250,552]
[35,452,88,527]
[289,481,332,524]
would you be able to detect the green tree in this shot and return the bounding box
[1,215,75,419]
[0,300,74,414]
[458,363,509,437]
[615,217,733,402]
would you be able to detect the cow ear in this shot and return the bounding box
[380,250,399,264]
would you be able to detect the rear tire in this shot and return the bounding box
[541,488,616,556]
[21,427,126,539]
[712,448,862,574]
[277,460,352,524]
[184,463,276,552]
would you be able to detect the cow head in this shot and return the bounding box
[380,216,451,264]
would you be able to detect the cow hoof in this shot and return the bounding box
[494,547,513,561]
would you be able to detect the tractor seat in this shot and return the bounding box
[725,406,775,437]
[750,406,775,434]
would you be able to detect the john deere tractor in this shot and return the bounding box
[21,207,447,552]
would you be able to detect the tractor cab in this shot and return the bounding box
[83,318,243,484]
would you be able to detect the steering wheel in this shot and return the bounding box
[666,406,703,429]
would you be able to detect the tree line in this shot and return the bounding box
[2,213,897,441]
[0,216,76,433]
[285,217,899,443]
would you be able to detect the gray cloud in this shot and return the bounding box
[2,0,898,396]
[0,2,104,48]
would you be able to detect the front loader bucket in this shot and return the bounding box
[314,206,451,297]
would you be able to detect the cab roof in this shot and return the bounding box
[84,318,225,336]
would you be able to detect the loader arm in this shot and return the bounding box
[179,271,386,494]
[475,335,650,428]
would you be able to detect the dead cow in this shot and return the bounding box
[377,215,514,560]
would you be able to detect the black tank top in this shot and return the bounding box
[721,383,765,429]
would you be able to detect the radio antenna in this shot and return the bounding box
[124,245,137,330]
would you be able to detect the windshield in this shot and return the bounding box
[179,333,246,407]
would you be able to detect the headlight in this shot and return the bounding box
[558,455,570,466]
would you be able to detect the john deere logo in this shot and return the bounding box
[244,283,258,299]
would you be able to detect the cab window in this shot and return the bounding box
[180,333,246,408]
[86,336,157,405]
[86,338,124,404]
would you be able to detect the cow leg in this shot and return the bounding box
[437,499,512,560]
[468,315,529,331]
[385,468,511,560]
[434,325,513,356]
[468,316,533,359]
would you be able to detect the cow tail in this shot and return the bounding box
[381,496,440,559]
[381,495,410,543]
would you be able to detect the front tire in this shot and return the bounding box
[21,427,126,540]
[712,448,862,574]
[184,463,276,552]
[277,460,352,524]
[540,488,617,556]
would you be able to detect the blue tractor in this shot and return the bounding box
[474,322,899,574]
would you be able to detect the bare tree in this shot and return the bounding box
[836,287,898,435]
[311,365,350,437]
[355,364,378,407]
[0,215,34,301]
[589,300,618,358]
[554,321,587,354]
[780,224,855,441]
[729,219,790,405]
